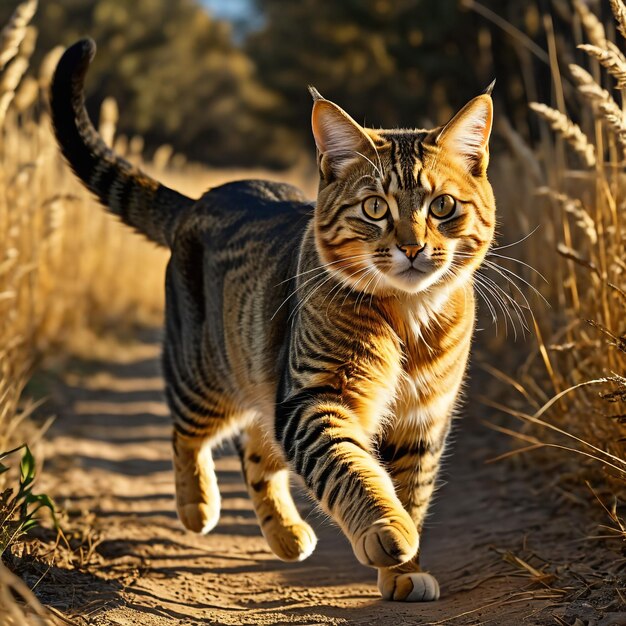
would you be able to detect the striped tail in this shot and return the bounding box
[50,38,194,247]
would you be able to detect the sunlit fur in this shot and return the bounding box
[51,39,496,603]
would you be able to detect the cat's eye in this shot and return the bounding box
[429,194,456,219]
[362,196,389,221]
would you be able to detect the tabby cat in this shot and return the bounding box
[51,39,495,602]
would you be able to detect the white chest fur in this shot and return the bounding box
[389,287,473,433]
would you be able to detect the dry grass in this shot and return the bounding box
[0,561,55,625]
[486,1,626,500]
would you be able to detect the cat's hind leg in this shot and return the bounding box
[172,428,222,534]
[238,421,317,562]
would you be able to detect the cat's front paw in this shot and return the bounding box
[353,514,419,567]
[378,569,440,602]
[263,519,317,562]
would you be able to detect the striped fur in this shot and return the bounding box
[51,40,496,602]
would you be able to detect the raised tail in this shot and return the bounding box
[50,39,194,247]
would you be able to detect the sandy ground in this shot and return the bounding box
[21,330,625,625]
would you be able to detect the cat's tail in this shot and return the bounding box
[50,39,194,248]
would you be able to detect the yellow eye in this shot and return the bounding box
[430,194,456,219]
[362,196,389,220]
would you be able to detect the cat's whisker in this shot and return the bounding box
[323,147,383,180]
[288,261,369,323]
[469,274,499,330]
[479,268,533,336]
[369,272,385,310]
[453,249,546,326]
[346,267,375,311]
[322,264,370,315]
[272,257,371,320]
[447,262,498,331]
[465,268,505,336]
[486,251,548,283]
[354,150,384,180]
[478,260,542,331]
[482,259,550,307]
[355,268,380,315]
[341,266,374,310]
[490,225,541,251]
[275,253,371,286]
[271,269,329,320]
[471,268,519,338]
[475,271,526,339]
[369,140,385,182]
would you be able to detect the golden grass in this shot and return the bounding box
[491,0,626,498]
[0,105,169,453]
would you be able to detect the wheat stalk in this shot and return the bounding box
[578,43,626,89]
[610,0,626,41]
[0,0,37,71]
[529,102,596,167]
[570,63,626,149]
[0,56,29,126]
[13,75,38,113]
[37,45,63,91]
[536,187,598,244]
[574,0,607,48]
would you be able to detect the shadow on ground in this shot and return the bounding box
[24,329,625,626]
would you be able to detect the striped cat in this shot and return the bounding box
[51,39,495,602]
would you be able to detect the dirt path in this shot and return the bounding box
[29,330,623,625]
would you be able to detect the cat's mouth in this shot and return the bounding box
[397,266,426,279]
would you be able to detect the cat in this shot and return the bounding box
[50,38,495,602]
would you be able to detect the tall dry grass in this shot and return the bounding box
[484,0,626,502]
[0,73,169,458]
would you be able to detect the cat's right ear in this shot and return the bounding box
[310,88,375,179]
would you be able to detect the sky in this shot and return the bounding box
[200,0,261,36]
[201,0,254,22]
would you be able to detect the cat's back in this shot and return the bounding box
[174,179,312,244]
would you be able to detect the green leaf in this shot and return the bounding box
[19,446,35,487]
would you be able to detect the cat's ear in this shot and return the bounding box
[436,94,493,176]
[309,87,376,178]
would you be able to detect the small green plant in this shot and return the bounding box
[0,444,57,558]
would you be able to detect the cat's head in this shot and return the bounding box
[311,87,496,297]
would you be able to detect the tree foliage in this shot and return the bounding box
[0,0,286,166]
[0,0,550,168]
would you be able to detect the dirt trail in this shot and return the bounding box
[31,330,623,625]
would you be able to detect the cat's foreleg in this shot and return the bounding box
[238,421,317,562]
[376,418,451,601]
[276,390,419,568]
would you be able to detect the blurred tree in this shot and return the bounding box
[0,0,575,169]
[246,0,491,145]
[0,0,290,167]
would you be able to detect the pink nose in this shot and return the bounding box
[397,244,424,261]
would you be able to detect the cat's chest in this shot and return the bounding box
[389,298,471,426]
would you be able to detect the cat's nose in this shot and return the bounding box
[397,243,425,262]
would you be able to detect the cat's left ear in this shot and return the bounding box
[436,93,493,176]
[309,87,377,179]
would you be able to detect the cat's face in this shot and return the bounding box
[311,91,496,297]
